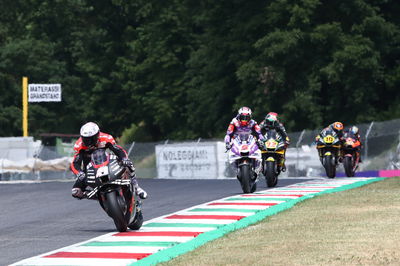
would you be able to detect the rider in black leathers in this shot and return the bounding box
[259,112,290,171]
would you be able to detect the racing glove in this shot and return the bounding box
[225,142,231,150]
[257,139,266,150]
[76,171,86,181]
[121,158,134,168]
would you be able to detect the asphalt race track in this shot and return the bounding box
[0,178,308,265]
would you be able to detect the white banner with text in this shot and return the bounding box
[28,84,62,102]
[155,142,219,179]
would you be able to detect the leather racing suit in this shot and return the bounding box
[71,132,138,190]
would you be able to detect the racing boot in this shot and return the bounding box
[128,166,148,199]
[338,149,344,163]
[280,158,287,172]
[135,185,148,199]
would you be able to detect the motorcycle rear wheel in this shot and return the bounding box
[323,155,336,178]
[343,156,355,177]
[105,191,128,232]
[240,164,251,193]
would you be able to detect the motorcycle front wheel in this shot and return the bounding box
[323,155,336,178]
[264,161,278,187]
[343,156,355,177]
[239,164,251,193]
[105,191,128,232]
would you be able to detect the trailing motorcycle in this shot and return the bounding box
[316,128,342,178]
[259,130,285,187]
[342,131,361,177]
[228,133,262,193]
[84,149,143,232]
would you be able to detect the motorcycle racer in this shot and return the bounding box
[224,106,264,150]
[224,107,263,179]
[259,112,290,171]
[315,122,345,143]
[344,125,362,162]
[315,121,344,162]
[70,122,147,200]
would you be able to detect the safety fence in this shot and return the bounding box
[1,119,400,181]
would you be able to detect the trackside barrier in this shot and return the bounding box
[1,118,400,180]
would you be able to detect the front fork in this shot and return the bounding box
[235,159,261,180]
[318,148,342,163]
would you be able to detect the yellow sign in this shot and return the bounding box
[22,77,28,137]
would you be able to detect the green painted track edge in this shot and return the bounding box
[130,178,385,266]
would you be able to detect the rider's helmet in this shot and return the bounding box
[264,112,279,128]
[80,122,100,147]
[330,121,344,133]
[237,107,252,126]
[350,126,359,135]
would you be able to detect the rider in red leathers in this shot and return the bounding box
[70,122,147,199]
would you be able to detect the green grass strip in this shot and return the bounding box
[189,208,257,213]
[131,178,384,266]
[83,241,178,247]
[144,222,220,228]
[225,197,289,201]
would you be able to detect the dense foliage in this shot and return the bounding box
[1,0,399,141]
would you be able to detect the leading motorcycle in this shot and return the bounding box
[228,133,262,193]
[342,131,361,177]
[316,128,342,178]
[84,149,143,232]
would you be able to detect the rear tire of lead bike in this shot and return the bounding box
[265,161,278,187]
[240,164,251,193]
[128,211,143,230]
[105,191,127,232]
[343,156,355,177]
[323,155,336,178]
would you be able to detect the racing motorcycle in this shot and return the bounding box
[84,149,143,232]
[342,131,361,177]
[316,128,342,178]
[228,133,262,193]
[260,130,285,187]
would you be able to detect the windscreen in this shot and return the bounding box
[91,149,108,166]
[239,133,250,141]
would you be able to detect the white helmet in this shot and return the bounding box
[80,122,100,147]
[237,107,252,126]
[350,126,359,135]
